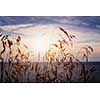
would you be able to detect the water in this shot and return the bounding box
[82,62,100,81]
[0,62,100,82]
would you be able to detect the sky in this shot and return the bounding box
[0,16,100,29]
[0,16,100,61]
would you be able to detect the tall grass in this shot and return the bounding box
[0,27,97,82]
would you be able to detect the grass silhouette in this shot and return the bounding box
[0,27,97,82]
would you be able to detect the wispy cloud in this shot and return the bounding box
[0,16,100,30]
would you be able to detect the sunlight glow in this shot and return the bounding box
[33,35,50,53]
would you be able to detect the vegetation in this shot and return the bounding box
[0,27,97,82]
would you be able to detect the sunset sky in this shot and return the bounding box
[0,16,100,61]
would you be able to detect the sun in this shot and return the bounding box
[33,35,49,53]
[35,38,47,52]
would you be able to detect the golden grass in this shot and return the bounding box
[0,27,97,82]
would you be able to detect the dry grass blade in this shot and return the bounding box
[70,34,77,39]
[0,34,2,37]
[16,36,21,45]
[59,27,72,41]
[5,70,12,81]
[88,46,94,52]
[1,41,6,55]
[62,39,69,46]
[90,67,96,73]
[35,63,39,72]
[17,48,21,55]
[1,36,6,41]
[7,39,13,49]
[23,44,28,49]
[52,44,59,48]
[83,53,88,62]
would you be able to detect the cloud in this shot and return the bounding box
[0,16,100,31]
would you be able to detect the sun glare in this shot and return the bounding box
[33,35,49,53]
